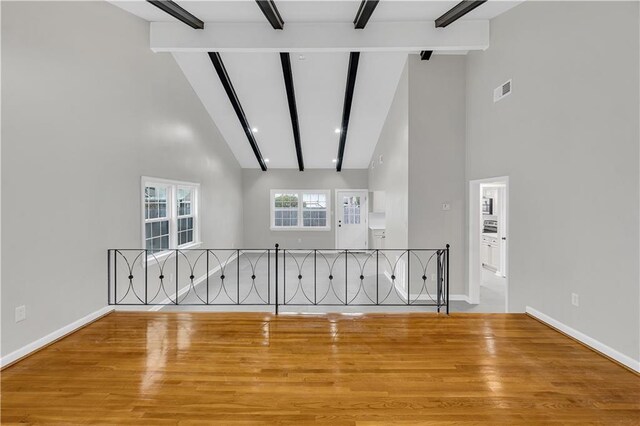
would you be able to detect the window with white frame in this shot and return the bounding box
[271,190,330,230]
[143,178,199,254]
[177,187,195,246]
[144,184,170,253]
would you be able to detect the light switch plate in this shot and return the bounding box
[15,305,26,323]
[571,293,579,307]
[442,203,451,211]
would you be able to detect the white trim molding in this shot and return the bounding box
[468,176,510,310]
[270,189,331,231]
[335,189,369,250]
[526,306,640,373]
[141,176,201,256]
[150,20,489,53]
[385,266,470,304]
[449,294,472,303]
[0,306,114,369]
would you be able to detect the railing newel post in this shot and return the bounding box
[446,244,450,315]
[237,249,240,305]
[275,243,279,315]
[114,250,118,305]
[107,250,111,305]
[436,249,443,313]
[206,250,210,305]
[145,249,148,305]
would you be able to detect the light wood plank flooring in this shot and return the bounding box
[1,312,638,424]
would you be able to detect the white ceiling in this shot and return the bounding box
[173,51,406,168]
[110,0,524,169]
[112,1,523,24]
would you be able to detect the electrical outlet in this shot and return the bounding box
[15,305,26,323]
[298,238,302,243]
[571,293,579,307]
[442,203,451,211]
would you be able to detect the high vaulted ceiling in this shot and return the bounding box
[111,0,524,169]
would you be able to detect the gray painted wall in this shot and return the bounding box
[368,61,409,249]
[1,1,243,356]
[408,55,466,294]
[368,56,466,295]
[466,1,639,361]
[242,169,368,249]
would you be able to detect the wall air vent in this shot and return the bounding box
[493,79,512,102]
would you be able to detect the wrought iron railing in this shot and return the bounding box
[107,244,450,314]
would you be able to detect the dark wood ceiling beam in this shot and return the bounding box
[420,50,433,60]
[147,0,204,29]
[280,53,304,171]
[336,52,360,172]
[435,1,487,28]
[208,52,268,171]
[255,0,284,30]
[353,0,380,29]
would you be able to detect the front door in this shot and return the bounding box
[336,190,368,249]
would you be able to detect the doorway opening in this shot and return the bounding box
[468,177,509,312]
[335,189,368,250]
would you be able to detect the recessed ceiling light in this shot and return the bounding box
[332,159,337,163]
[335,128,341,134]
[298,54,306,61]
[264,158,270,163]
[252,127,258,133]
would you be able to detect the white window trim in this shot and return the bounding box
[270,189,331,231]
[141,177,201,262]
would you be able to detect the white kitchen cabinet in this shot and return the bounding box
[481,235,500,272]
[372,191,386,213]
[372,229,386,249]
[481,242,489,265]
[489,244,500,270]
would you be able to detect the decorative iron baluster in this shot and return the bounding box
[344,250,348,306]
[376,249,379,305]
[407,249,410,305]
[175,249,179,305]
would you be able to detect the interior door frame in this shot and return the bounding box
[468,176,509,312]
[335,189,369,250]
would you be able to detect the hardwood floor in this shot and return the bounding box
[1,312,638,424]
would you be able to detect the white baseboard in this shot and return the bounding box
[385,268,471,304]
[449,294,471,303]
[390,279,469,305]
[1,306,114,369]
[526,306,640,373]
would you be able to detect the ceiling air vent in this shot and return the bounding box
[494,79,512,102]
